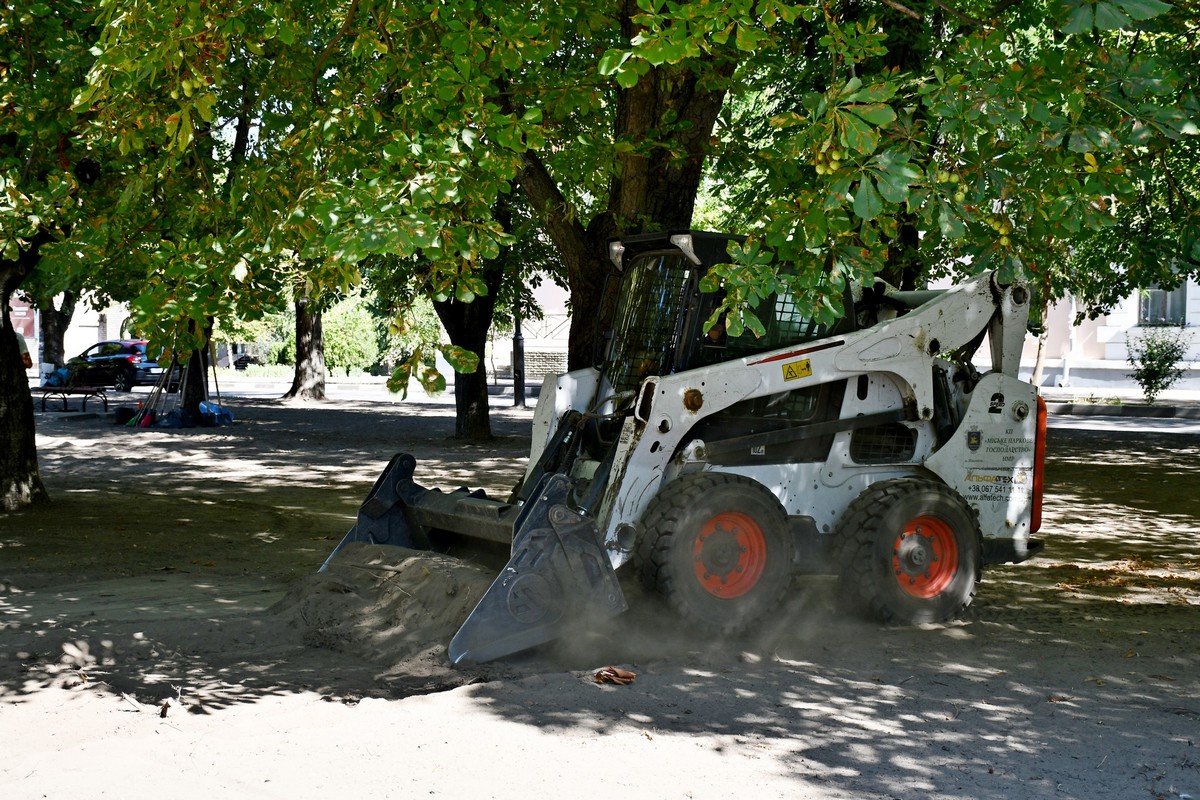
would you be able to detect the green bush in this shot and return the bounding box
[238,364,295,378]
[1127,326,1192,403]
[324,294,380,376]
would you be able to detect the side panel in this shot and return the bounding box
[923,372,1039,547]
[524,367,602,484]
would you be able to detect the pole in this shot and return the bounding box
[513,304,526,408]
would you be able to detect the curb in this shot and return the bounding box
[1045,403,1200,420]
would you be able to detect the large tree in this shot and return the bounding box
[3,0,1197,511]
[1,3,99,510]
[77,0,1199,354]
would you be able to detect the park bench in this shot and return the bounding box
[37,385,109,413]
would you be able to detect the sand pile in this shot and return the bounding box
[271,543,498,681]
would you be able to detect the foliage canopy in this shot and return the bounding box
[3,0,1197,354]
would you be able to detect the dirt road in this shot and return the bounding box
[2,396,1198,799]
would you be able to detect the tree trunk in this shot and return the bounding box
[1031,328,1049,387]
[180,348,209,419]
[1,244,51,511]
[434,266,502,441]
[517,10,734,370]
[284,293,325,400]
[37,290,78,369]
[874,6,935,289]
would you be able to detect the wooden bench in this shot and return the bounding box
[38,386,109,412]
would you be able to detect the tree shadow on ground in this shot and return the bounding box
[2,408,1199,799]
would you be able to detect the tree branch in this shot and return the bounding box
[932,0,985,27]
[877,0,923,20]
[312,0,360,105]
[515,150,589,270]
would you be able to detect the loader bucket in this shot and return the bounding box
[319,452,518,572]
[447,473,628,666]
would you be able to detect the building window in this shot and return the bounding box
[1139,284,1187,326]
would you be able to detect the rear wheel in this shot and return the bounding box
[113,369,132,392]
[636,472,793,634]
[837,478,980,625]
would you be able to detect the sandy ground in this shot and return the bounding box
[2,393,1199,799]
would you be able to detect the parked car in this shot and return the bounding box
[233,354,263,370]
[66,340,179,392]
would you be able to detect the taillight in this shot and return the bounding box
[1031,394,1047,533]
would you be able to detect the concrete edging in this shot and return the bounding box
[1045,402,1200,420]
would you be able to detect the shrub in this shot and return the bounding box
[1127,326,1192,403]
[324,294,380,376]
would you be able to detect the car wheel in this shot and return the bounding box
[113,369,132,392]
[636,472,793,635]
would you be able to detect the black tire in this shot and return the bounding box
[837,478,980,625]
[635,472,793,635]
[113,369,132,392]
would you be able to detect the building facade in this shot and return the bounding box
[1029,280,1200,390]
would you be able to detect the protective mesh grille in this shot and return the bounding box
[605,255,692,395]
[850,423,917,464]
[766,290,826,348]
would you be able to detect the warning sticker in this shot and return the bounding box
[781,358,812,382]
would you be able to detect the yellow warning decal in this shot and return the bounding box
[781,358,812,382]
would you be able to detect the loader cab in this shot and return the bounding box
[599,231,833,398]
[519,230,846,512]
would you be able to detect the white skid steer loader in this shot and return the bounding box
[322,231,1047,665]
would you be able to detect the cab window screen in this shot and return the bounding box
[605,254,692,394]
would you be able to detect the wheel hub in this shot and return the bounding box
[698,525,744,580]
[692,511,767,599]
[892,516,958,599]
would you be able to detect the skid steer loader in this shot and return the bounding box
[322,230,1047,665]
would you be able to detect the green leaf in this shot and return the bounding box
[1116,0,1172,20]
[874,169,910,204]
[871,150,918,204]
[1029,101,1052,124]
[1067,129,1093,152]
[804,204,827,248]
[852,178,883,220]
[441,344,480,373]
[844,82,896,105]
[598,49,632,76]
[846,103,897,127]
[742,310,767,338]
[938,201,965,239]
[387,362,412,399]
[1094,2,1132,30]
[615,63,642,90]
[419,366,447,394]
[1062,2,1094,33]
[840,111,880,154]
[193,92,216,123]
[725,311,745,338]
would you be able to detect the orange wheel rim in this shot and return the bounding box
[892,515,958,599]
[692,511,767,598]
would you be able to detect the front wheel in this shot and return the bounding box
[837,478,980,625]
[636,472,793,635]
